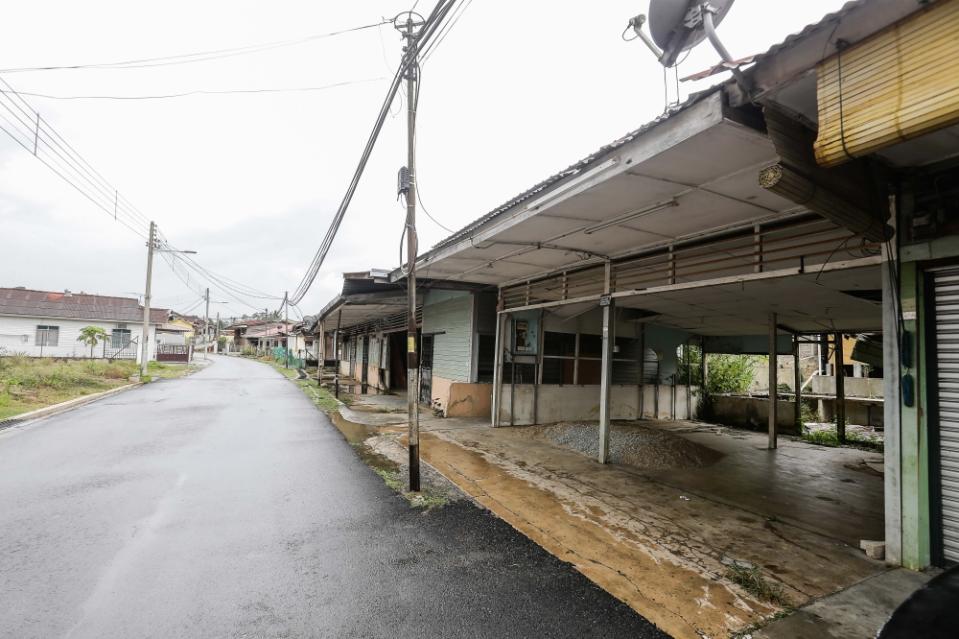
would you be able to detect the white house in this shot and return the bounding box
[0,287,166,363]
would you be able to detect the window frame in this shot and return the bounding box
[35,325,60,347]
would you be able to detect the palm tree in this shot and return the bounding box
[77,326,109,358]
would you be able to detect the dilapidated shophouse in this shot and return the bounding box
[322,0,959,573]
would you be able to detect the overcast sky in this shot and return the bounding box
[1,0,849,321]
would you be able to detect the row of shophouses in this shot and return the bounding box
[303,0,959,571]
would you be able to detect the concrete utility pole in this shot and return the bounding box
[203,287,210,359]
[399,14,422,492]
[215,312,220,354]
[284,291,290,369]
[139,221,156,378]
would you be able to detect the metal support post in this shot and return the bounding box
[835,332,846,443]
[700,336,708,416]
[139,221,156,378]
[768,312,778,449]
[334,310,342,399]
[491,309,506,427]
[793,333,802,432]
[638,323,647,419]
[598,261,615,464]
[317,320,325,386]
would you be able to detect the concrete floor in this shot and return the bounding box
[637,421,885,546]
[343,387,896,637]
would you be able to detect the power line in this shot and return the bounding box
[3,78,386,101]
[288,0,460,305]
[0,20,392,74]
[0,73,283,311]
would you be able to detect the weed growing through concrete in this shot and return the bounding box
[374,468,448,510]
[725,562,789,607]
[801,425,883,452]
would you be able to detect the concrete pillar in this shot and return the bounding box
[769,313,778,450]
[882,203,903,565]
[598,298,615,464]
[835,332,846,443]
[794,333,802,432]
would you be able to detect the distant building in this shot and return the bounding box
[0,287,166,362]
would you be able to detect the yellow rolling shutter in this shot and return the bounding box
[814,0,959,167]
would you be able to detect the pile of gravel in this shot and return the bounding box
[526,422,723,470]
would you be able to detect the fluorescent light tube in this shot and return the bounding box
[582,199,678,235]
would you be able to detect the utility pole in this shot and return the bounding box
[139,221,156,378]
[284,291,290,369]
[215,311,220,354]
[203,287,210,359]
[399,15,422,492]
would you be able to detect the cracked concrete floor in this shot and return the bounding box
[374,422,887,639]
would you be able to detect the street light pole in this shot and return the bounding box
[202,287,210,359]
[140,221,156,378]
[398,16,421,492]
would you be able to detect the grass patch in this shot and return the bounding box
[725,562,789,607]
[374,467,448,510]
[0,356,138,420]
[146,361,197,380]
[801,425,883,452]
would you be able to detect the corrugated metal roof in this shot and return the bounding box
[425,87,722,255]
[0,287,166,324]
[751,0,866,63]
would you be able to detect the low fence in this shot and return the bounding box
[271,347,303,369]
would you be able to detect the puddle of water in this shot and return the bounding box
[329,411,399,474]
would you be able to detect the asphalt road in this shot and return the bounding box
[0,355,667,639]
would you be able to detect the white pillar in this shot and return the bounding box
[598,298,615,464]
[769,312,778,450]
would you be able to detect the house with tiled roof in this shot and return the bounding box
[0,287,167,362]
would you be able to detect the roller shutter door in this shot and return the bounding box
[934,267,959,563]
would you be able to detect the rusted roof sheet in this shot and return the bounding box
[0,287,166,324]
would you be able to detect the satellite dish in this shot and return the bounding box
[629,1,736,68]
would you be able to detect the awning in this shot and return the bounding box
[410,90,804,288]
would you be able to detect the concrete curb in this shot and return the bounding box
[0,382,142,431]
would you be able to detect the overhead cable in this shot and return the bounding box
[4,78,386,101]
[0,20,392,73]
[288,0,459,305]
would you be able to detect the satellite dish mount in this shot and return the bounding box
[629,1,736,68]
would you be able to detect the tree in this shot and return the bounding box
[77,326,109,358]
[675,345,757,394]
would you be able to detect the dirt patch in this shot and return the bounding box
[517,421,724,471]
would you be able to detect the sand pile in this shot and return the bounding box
[523,421,723,470]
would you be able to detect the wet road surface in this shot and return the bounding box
[0,355,667,638]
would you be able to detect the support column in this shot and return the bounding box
[598,297,615,464]
[638,324,647,419]
[794,333,802,433]
[882,196,903,565]
[769,313,778,449]
[835,332,846,444]
[700,336,708,418]
[491,311,506,427]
